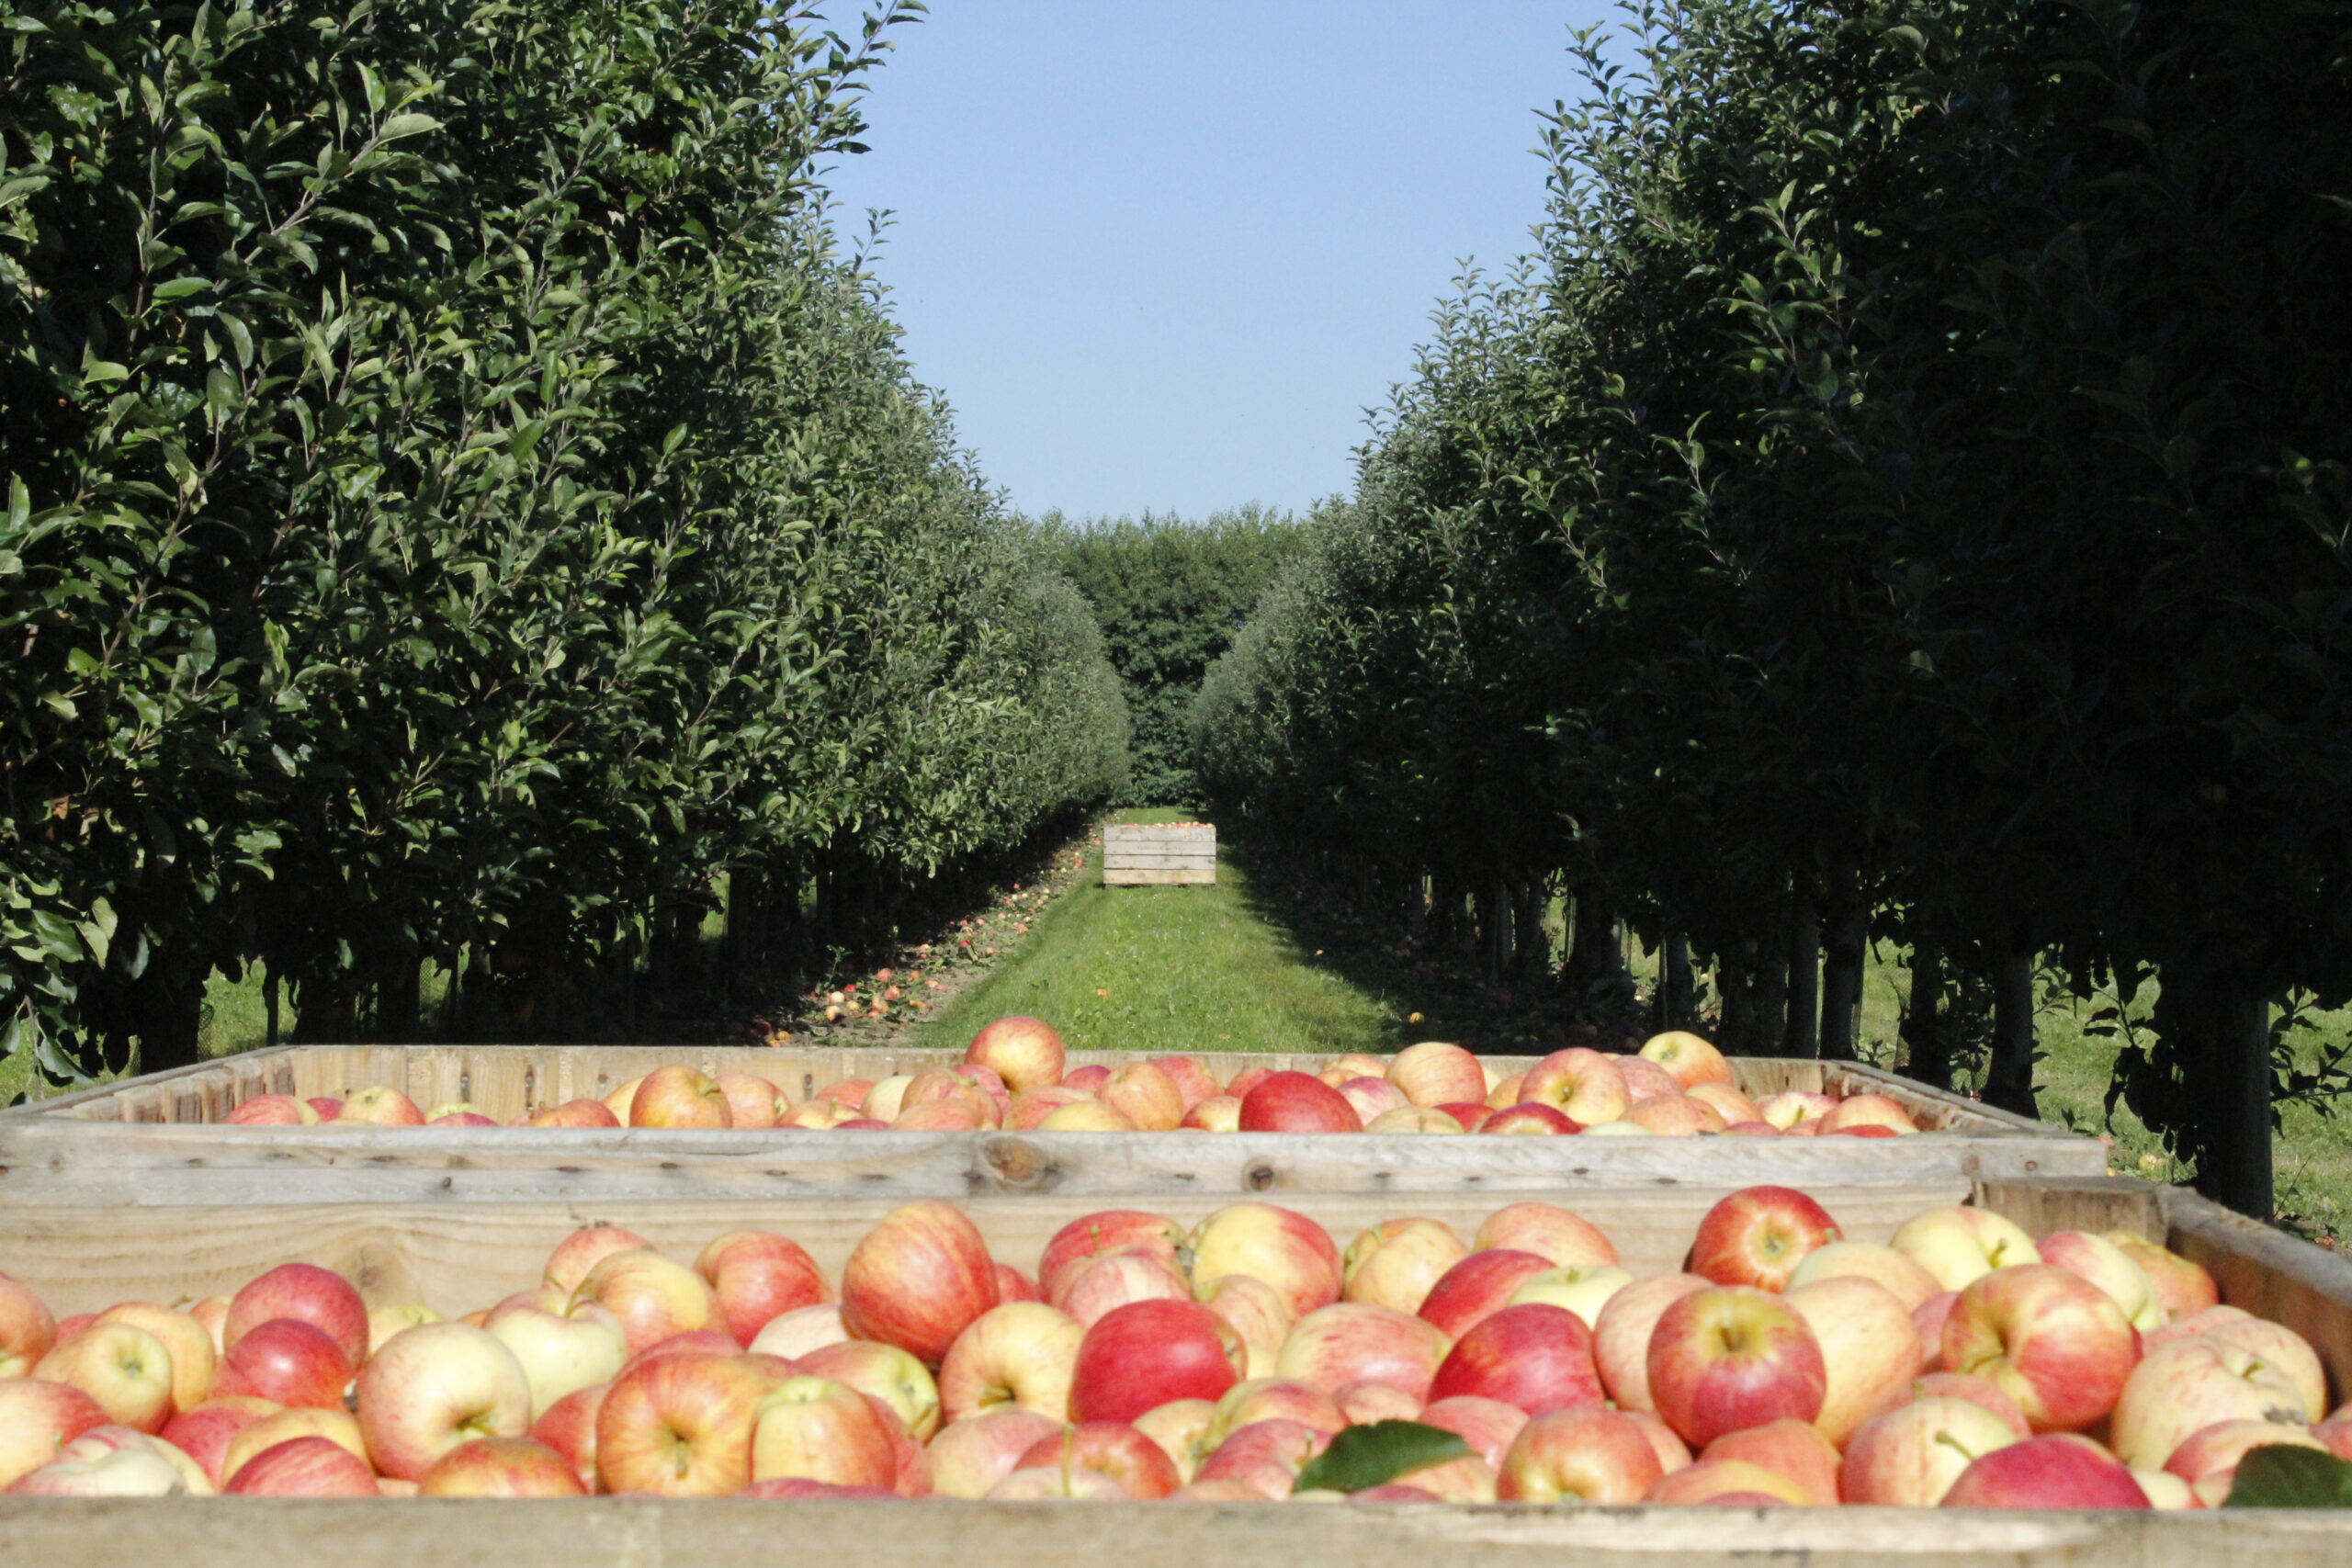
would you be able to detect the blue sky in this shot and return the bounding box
[820,2,1611,521]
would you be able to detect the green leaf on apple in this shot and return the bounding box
[2222,1445,2352,1508]
[1291,1420,1472,1495]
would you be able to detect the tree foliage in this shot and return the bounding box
[1,0,1126,1075]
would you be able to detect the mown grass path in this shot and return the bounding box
[910,808,1411,1057]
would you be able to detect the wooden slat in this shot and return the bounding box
[2164,1184,2352,1407]
[0,1495,2347,1568]
[1102,852,1219,867]
[1103,869,1217,885]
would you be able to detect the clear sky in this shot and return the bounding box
[820,2,1611,522]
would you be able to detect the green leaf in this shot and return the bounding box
[1291,1422,1471,1495]
[2223,1445,2352,1508]
[377,113,442,141]
[151,277,212,302]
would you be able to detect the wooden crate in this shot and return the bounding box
[0,1175,2345,1562]
[0,1048,2103,1206]
[1102,822,1216,885]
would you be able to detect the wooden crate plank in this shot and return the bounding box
[1104,868,1217,885]
[2164,1184,2352,1406]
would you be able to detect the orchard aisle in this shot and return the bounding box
[910,810,1410,1058]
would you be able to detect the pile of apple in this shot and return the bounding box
[3,1185,2340,1507]
[220,1021,1931,1137]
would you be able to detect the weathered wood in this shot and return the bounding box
[1102,823,1216,885]
[1100,826,1215,842]
[2,1495,2350,1568]
[1102,852,1220,867]
[1102,868,1217,886]
[2164,1182,2352,1404]
[0,1050,2102,1206]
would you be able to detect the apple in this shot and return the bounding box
[951,1064,1012,1122]
[0,1272,58,1378]
[600,1074,648,1122]
[1687,1184,1843,1292]
[1942,1263,2139,1433]
[1646,1285,1827,1448]
[1342,1218,1469,1314]
[986,1462,1130,1499]
[1416,1393,1530,1470]
[2103,1231,2220,1322]
[897,1098,990,1133]
[1059,1251,1193,1328]
[864,1076,915,1123]
[223,1436,379,1496]
[415,1435,586,1496]
[966,1016,1067,1094]
[840,1201,1001,1364]
[629,1066,732,1129]
[1910,1371,2031,1435]
[1385,1043,1486,1107]
[1592,1272,1711,1413]
[543,1225,651,1297]
[1323,1054,1392,1084]
[1418,1249,1556,1339]
[159,1396,277,1485]
[1133,1398,1217,1482]
[2189,1314,2326,1422]
[695,1230,832,1345]
[217,1406,364,1484]
[1754,1090,1836,1129]
[1181,1096,1244,1131]
[1437,1103,1495,1132]
[1062,1065,1112,1097]
[1820,1094,1919,1134]
[571,1248,725,1354]
[1035,1100,1134,1131]
[0,1379,108,1487]
[618,1328,742,1376]
[1475,1203,1620,1268]
[1701,1416,1840,1504]
[1363,1105,1464,1134]
[1009,1087,1094,1129]
[1070,1300,1243,1423]
[1508,1265,1634,1329]
[1627,1096,1723,1135]
[1786,1241,1940,1312]
[1195,1416,1329,1497]
[797,1339,941,1440]
[1687,1083,1764,1127]
[1891,1206,2041,1291]
[1331,1077,1403,1128]
[1334,1379,1423,1426]
[1626,1409,1692,1474]
[713,1074,785,1130]
[341,1085,426,1126]
[1939,1432,2149,1508]
[1015,1421,1182,1497]
[1238,1071,1360,1133]
[1484,1103,1579,1135]
[594,1349,775,1495]
[2133,1467,2200,1509]
[1786,1276,1926,1444]
[530,1382,605,1489]
[225,1261,369,1369]
[223,1095,319,1126]
[1276,1303,1452,1404]
[1637,1031,1732,1089]
[430,1109,497,1127]
[2035,1231,2164,1330]
[1839,1394,2021,1505]
[1517,1048,1629,1123]
[1196,1272,1294,1380]
[1093,1061,1183,1131]
[815,1079,873,1111]
[212,1317,351,1408]
[996,1265,1041,1304]
[355,1321,531,1481]
[368,1303,444,1357]
[1148,1055,1222,1111]
[938,1301,1082,1424]
[16,1427,207,1496]
[484,1301,628,1419]
[1188,1203,1343,1321]
[748,1374,900,1489]
[780,1099,855,1130]
[2163,1416,2330,1490]
[1644,1456,1811,1506]
[2109,1335,2309,1468]
[1427,1302,1600,1416]
[527,1098,622,1128]
[927,1407,1066,1497]
[748,1304,848,1362]
[34,1320,174,1433]
[96,1305,213,1417]
[1208,1377,1348,1446]
[1224,1067,1273,1101]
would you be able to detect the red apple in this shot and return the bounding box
[1148,1055,1222,1111]
[748,1304,848,1362]
[1275,1303,1451,1403]
[1134,1398,1218,1482]
[1687,1185,1843,1292]
[2164,1417,2330,1491]
[1427,1303,1600,1416]
[340,1085,426,1126]
[219,1407,368,1483]
[572,1248,725,1354]
[1786,1241,1941,1312]
[1334,1379,1423,1426]
[1646,1285,1828,1448]
[695,1230,832,1345]
[223,1095,317,1126]
[1016,1421,1182,1497]
[1069,1300,1244,1424]
[713,1074,784,1130]
[895,1098,991,1133]
[796,1339,940,1440]
[995,1264,1041,1304]
[594,1350,775,1495]
[1038,1210,1186,1304]
[2189,1313,2325,1422]
[1591,1273,1710,1413]
[223,1436,379,1496]
[1626,1095,1723,1135]
[938,1302,1082,1424]
[1194,1417,1329,1497]
[530,1382,606,1490]
[1787,1276,1927,1444]
[1483,1103,1578,1135]
[1059,1251,1193,1327]
[1702,1416,1840,1504]
[1334,1077,1407,1127]
[1644,1456,1811,1506]
[527,1098,622,1128]
[2104,1231,2220,1322]
[840,1201,1001,1365]
[1891,1206,2041,1292]
[1238,1071,1360,1133]
[1061,1064,1111,1097]
[2036,1231,2164,1330]
[1942,1264,2140,1433]
[1492,1404,1665,1503]
[927,1407,1065,1498]
[748,1375,899,1489]
[1188,1203,1343,1320]
[33,1320,174,1433]
[1939,1432,2149,1508]
[1689,1083,1765,1125]
[416,1436,586,1496]
[1418,1249,1556,1339]
[1840,1394,2021,1506]
[1008,1086,1094,1130]
[225,1261,368,1369]
[1621,1057,1688,1104]
[1196,1272,1295,1380]
[2109,1335,2308,1469]
[985,1461,1129,1499]
[1207,1377,1348,1443]
[1417,1393,1529,1469]
[1099,1062,1185,1131]
[0,1380,109,1487]
[1342,1218,1469,1314]
[1386,1043,1487,1108]
[629,1066,732,1129]
[1223,1066,1273,1100]
[303,1098,343,1122]
[355,1321,532,1481]
[1909,1371,2031,1435]
[1517,1048,1629,1124]
[212,1318,352,1409]
[0,1272,58,1380]
[966,1016,1066,1094]
[1439,1103,1495,1132]
[1182,1096,1244,1131]
[160,1396,277,1486]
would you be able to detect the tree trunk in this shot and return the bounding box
[2161,975,2275,1221]
[1404,872,1429,947]
[1984,945,2038,1115]
[1512,878,1548,980]
[1818,864,1864,1061]
[264,964,282,1051]
[1901,936,1948,1089]
[1562,898,1631,1013]
[1781,878,1820,1057]
[1662,931,1694,1030]
[1486,880,1512,981]
[1748,932,1787,1055]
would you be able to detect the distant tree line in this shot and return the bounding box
[1193,0,2352,1219]
[1,1,1127,1079]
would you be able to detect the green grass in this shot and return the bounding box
[910,808,1411,1056]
